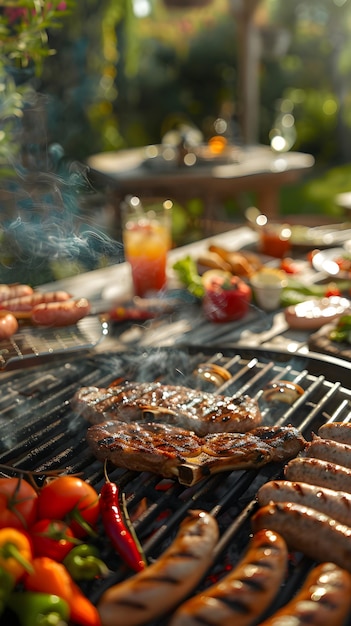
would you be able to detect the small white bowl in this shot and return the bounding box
[250,269,287,311]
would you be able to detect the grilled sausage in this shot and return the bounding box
[0,291,71,313]
[305,434,351,469]
[257,479,351,527]
[31,298,91,326]
[251,501,351,573]
[0,310,18,340]
[97,510,219,626]
[257,562,351,626]
[0,284,33,302]
[169,529,288,626]
[318,421,351,445]
[284,456,351,493]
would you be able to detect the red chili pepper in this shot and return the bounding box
[99,481,146,572]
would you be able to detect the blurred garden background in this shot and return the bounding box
[2,0,351,284]
[37,0,351,219]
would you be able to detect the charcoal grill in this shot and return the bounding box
[1,344,351,626]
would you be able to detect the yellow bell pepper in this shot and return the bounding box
[0,527,33,582]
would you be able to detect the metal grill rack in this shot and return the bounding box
[1,345,351,625]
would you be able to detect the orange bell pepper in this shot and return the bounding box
[24,556,101,626]
[0,527,33,582]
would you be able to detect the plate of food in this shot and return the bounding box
[312,247,351,278]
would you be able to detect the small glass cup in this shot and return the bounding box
[122,196,172,298]
[259,224,292,258]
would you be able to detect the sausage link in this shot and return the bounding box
[0,291,71,312]
[0,311,18,340]
[31,298,91,327]
[169,529,288,626]
[257,480,351,527]
[251,501,351,573]
[257,562,351,626]
[97,510,219,626]
[305,434,351,469]
[318,422,351,445]
[0,284,33,302]
[284,456,351,493]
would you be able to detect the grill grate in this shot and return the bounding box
[0,315,107,370]
[1,346,351,625]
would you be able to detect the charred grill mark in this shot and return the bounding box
[111,598,148,610]
[217,595,252,615]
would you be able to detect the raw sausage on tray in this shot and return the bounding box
[0,290,72,313]
[97,510,219,626]
[169,529,288,626]
[0,283,33,302]
[0,310,18,340]
[31,298,91,326]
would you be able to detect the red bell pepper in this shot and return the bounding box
[202,271,252,323]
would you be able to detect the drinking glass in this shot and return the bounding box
[122,197,172,298]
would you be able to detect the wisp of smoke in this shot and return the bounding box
[1,149,124,285]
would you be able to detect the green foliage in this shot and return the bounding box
[0,0,75,170]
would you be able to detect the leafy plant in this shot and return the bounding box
[0,0,74,168]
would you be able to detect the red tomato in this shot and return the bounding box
[30,518,76,561]
[37,476,99,538]
[0,477,38,530]
[202,271,252,323]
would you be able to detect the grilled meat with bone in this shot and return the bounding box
[86,420,306,486]
[73,382,261,437]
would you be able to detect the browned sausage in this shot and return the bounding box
[257,479,351,527]
[252,501,351,573]
[284,456,351,493]
[257,562,351,626]
[0,310,18,340]
[97,510,219,626]
[169,529,288,626]
[0,291,71,313]
[305,434,351,469]
[31,298,91,327]
[318,421,351,445]
[0,284,33,302]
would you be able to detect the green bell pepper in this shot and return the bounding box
[63,543,109,581]
[7,591,69,626]
[0,567,15,615]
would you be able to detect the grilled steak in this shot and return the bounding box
[73,382,262,436]
[86,420,306,486]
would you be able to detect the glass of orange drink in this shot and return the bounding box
[122,196,173,298]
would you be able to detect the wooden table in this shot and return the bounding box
[41,224,351,385]
[87,145,315,237]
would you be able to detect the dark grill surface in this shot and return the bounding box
[1,345,351,625]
